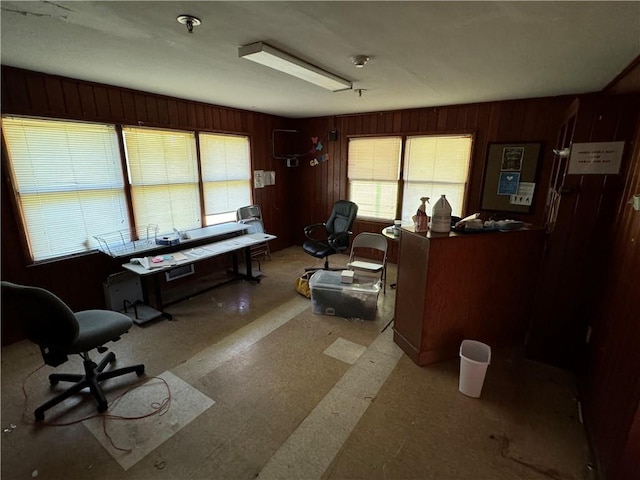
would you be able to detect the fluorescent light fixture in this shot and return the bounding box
[238,42,352,92]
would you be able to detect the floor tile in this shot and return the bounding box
[322,337,367,365]
[83,371,215,471]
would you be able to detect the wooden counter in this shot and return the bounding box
[393,227,544,365]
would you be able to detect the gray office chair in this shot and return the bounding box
[303,200,358,271]
[347,232,388,293]
[1,281,145,421]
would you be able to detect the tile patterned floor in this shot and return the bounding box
[0,247,592,480]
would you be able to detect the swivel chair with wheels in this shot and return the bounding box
[1,281,145,421]
[303,200,358,271]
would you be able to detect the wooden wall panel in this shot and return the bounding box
[0,66,292,343]
[292,97,571,263]
[582,108,640,480]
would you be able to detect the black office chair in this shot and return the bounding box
[1,281,145,421]
[303,200,358,270]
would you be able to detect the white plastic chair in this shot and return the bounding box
[347,232,388,293]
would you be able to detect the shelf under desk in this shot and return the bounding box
[121,232,277,314]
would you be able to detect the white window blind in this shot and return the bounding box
[199,133,251,225]
[123,126,201,234]
[402,135,472,221]
[2,116,128,262]
[348,137,401,220]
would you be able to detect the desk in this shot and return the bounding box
[122,232,276,314]
[381,225,400,289]
[393,227,544,365]
[96,223,249,259]
[382,225,400,240]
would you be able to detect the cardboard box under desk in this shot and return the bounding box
[309,270,380,320]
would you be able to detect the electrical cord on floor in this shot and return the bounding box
[20,364,172,452]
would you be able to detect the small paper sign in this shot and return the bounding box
[510,182,535,206]
[568,142,624,175]
[254,170,264,188]
[497,172,520,195]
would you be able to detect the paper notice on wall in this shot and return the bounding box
[497,172,520,195]
[509,182,535,206]
[568,142,624,175]
[254,170,264,188]
[264,171,275,186]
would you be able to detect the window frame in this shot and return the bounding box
[198,131,253,227]
[122,125,203,235]
[347,131,474,222]
[2,114,255,264]
[1,116,132,263]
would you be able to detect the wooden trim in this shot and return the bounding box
[114,124,137,239]
[195,132,206,226]
[603,53,640,93]
[1,131,33,263]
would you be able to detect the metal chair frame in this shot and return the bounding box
[347,232,388,293]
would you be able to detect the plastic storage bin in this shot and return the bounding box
[309,270,380,320]
[459,339,491,398]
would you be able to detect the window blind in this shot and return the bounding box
[347,137,401,219]
[402,135,472,221]
[123,126,201,234]
[199,133,251,225]
[2,116,128,261]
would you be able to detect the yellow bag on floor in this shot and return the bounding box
[294,272,313,298]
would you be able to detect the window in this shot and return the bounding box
[2,116,129,262]
[347,137,402,219]
[4,117,255,263]
[122,126,201,234]
[402,135,473,221]
[348,134,472,222]
[199,133,252,226]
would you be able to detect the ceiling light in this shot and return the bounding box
[177,15,201,34]
[351,55,370,68]
[238,42,352,92]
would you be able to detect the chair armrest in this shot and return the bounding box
[327,230,351,251]
[304,223,327,240]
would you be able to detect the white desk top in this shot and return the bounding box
[97,222,249,259]
[122,232,276,276]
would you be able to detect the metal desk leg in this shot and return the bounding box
[140,275,172,320]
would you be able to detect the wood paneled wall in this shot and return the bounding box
[0,66,294,344]
[583,110,640,480]
[2,62,640,480]
[291,97,573,262]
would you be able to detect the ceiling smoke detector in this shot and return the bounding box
[351,55,370,68]
[177,15,201,34]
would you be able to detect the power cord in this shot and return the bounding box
[20,364,172,452]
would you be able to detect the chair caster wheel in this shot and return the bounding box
[136,367,145,377]
[35,411,45,422]
[49,378,59,386]
[97,403,108,413]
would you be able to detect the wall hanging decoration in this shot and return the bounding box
[481,142,541,213]
[309,135,330,166]
[271,129,332,167]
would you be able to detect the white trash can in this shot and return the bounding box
[459,340,491,398]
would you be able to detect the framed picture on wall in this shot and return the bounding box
[481,142,542,213]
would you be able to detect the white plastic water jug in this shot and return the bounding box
[431,195,452,233]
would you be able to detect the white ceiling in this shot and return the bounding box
[1,1,639,119]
